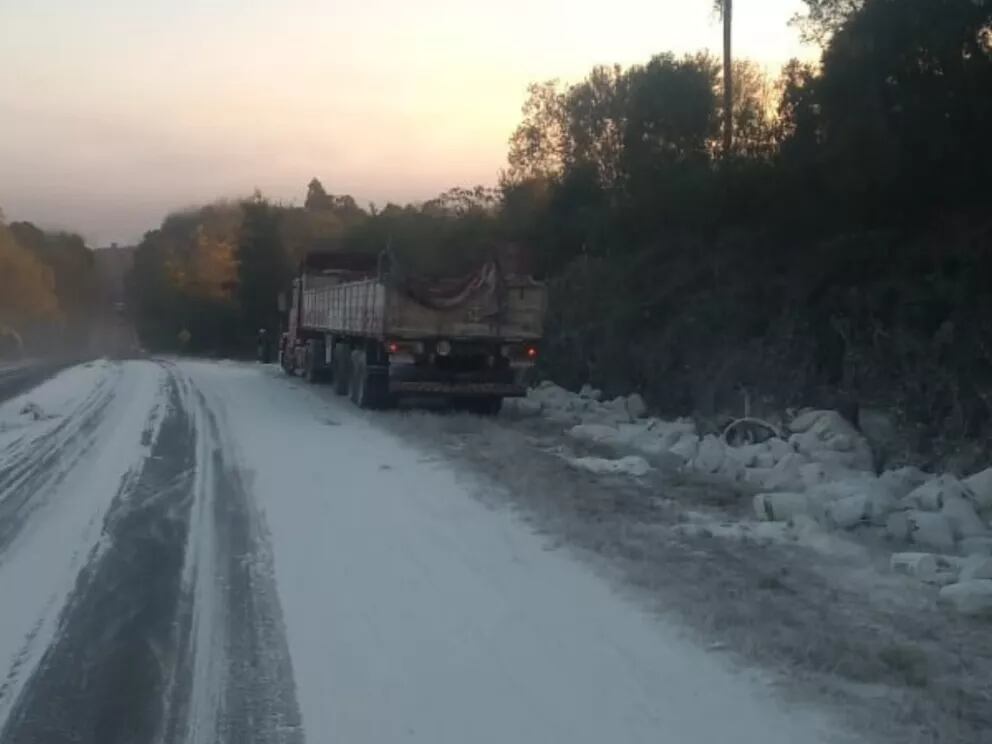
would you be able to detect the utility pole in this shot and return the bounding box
[722,0,734,156]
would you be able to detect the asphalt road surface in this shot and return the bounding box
[0,360,854,744]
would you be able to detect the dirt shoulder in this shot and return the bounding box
[383,410,992,744]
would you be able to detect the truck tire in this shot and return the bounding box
[305,340,325,383]
[279,336,294,375]
[349,350,388,409]
[348,350,363,404]
[332,343,350,395]
[455,396,503,416]
[476,397,503,416]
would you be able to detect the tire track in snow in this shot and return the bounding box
[0,362,116,481]
[164,379,303,744]
[0,374,193,744]
[1,362,303,743]
[0,365,120,552]
[0,361,169,733]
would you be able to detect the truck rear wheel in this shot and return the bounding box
[349,350,388,409]
[477,397,503,416]
[332,343,350,395]
[304,340,323,383]
[280,346,295,376]
[348,351,364,405]
[455,396,503,416]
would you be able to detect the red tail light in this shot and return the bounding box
[500,344,538,362]
[388,342,399,354]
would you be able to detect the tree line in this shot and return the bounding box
[127,0,992,460]
[128,180,505,354]
[0,215,103,357]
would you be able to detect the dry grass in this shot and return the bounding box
[382,409,992,744]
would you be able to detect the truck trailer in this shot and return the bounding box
[279,251,546,413]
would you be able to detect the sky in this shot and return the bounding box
[0,0,814,246]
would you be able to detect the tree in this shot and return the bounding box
[776,59,820,158]
[506,81,569,183]
[328,194,365,221]
[237,194,292,335]
[422,186,500,216]
[9,222,99,323]
[129,201,251,352]
[728,59,778,159]
[499,176,553,257]
[623,53,719,169]
[190,226,238,302]
[0,223,60,343]
[305,178,333,211]
[792,0,864,45]
[4,220,102,353]
[801,0,992,220]
[563,65,631,188]
[284,180,370,261]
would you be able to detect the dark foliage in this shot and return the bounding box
[237,197,293,338]
[126,0,992,461]
[2,221,101,355]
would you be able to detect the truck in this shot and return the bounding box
[279,250,546,413]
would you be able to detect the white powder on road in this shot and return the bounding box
[184,361,855,744]
[0,361,167,728]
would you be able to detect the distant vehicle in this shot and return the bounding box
[279,251,546,413]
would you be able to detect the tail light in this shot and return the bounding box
[386,341,425,358]
[501,343,539,363]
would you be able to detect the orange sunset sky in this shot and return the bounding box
[0,0,813,244]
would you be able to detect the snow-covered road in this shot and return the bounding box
[0,359,65,402]
[0,360,856,744]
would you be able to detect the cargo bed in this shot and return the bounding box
[281,251,546,412]
[300,276,545,341]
